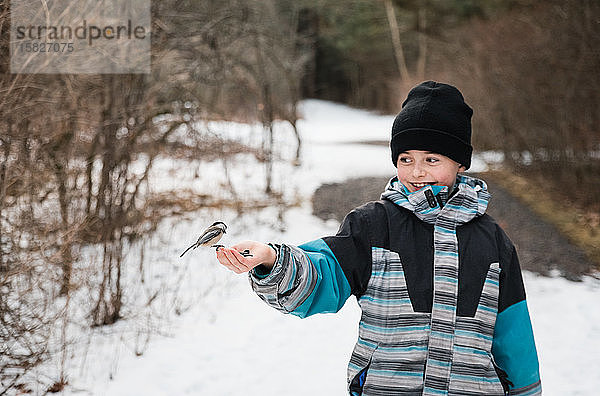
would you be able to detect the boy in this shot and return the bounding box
[216,81,542,395]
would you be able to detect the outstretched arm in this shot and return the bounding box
[216,240,353,318]
[214,209,373,318]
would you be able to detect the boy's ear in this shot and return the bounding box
[458,164,467,172]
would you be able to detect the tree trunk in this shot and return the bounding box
[384,0,411,82]
[417,6,428,80]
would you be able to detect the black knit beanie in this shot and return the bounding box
[390,81,473,169]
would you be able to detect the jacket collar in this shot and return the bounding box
[381,174,491,225]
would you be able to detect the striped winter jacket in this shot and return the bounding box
[249,175,541,395]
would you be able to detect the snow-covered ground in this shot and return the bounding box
[55,100,598,395]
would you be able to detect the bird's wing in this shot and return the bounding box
[197,228,222,245]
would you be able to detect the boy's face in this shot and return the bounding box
[396,150,466,193]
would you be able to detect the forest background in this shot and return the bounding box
[1,0,598,393]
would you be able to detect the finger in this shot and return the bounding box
[217,247,255,273]
[229,248,256,272]
[216,249,242,273]
[215,247,229,264]
[226,263,244,274]
[222,248,247,273]
[229,248,256,271]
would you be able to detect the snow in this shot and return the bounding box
[524,272,600,395]
[50,99,598,395]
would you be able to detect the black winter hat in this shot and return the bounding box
[390,81,473,169]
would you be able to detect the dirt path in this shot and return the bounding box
[312,175,593,281]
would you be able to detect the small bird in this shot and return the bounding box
[180,221,227,257]
[179,221,253,258]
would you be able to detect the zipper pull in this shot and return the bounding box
[425,190,437,208]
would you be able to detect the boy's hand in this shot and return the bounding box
[215,240,276,274]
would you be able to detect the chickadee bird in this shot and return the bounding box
[179,221,253,258]
[180,221,227,257]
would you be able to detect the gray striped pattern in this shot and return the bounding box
[348,245,504,395]
[451,263,504,394]
[250,244,317,314]
[348,247,430,394]
[421,188,480,395]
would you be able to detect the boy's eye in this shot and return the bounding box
[426,157,440,163]
[399,157,412,164]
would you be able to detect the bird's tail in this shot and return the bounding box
[179,244,195,257]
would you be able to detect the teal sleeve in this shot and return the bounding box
[291,238,353,318]
[492,300,542,395]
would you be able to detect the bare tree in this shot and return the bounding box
[1,0,311,391]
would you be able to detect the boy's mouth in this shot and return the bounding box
[410,182,436,190]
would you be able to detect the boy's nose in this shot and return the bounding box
[412,164,427,178]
